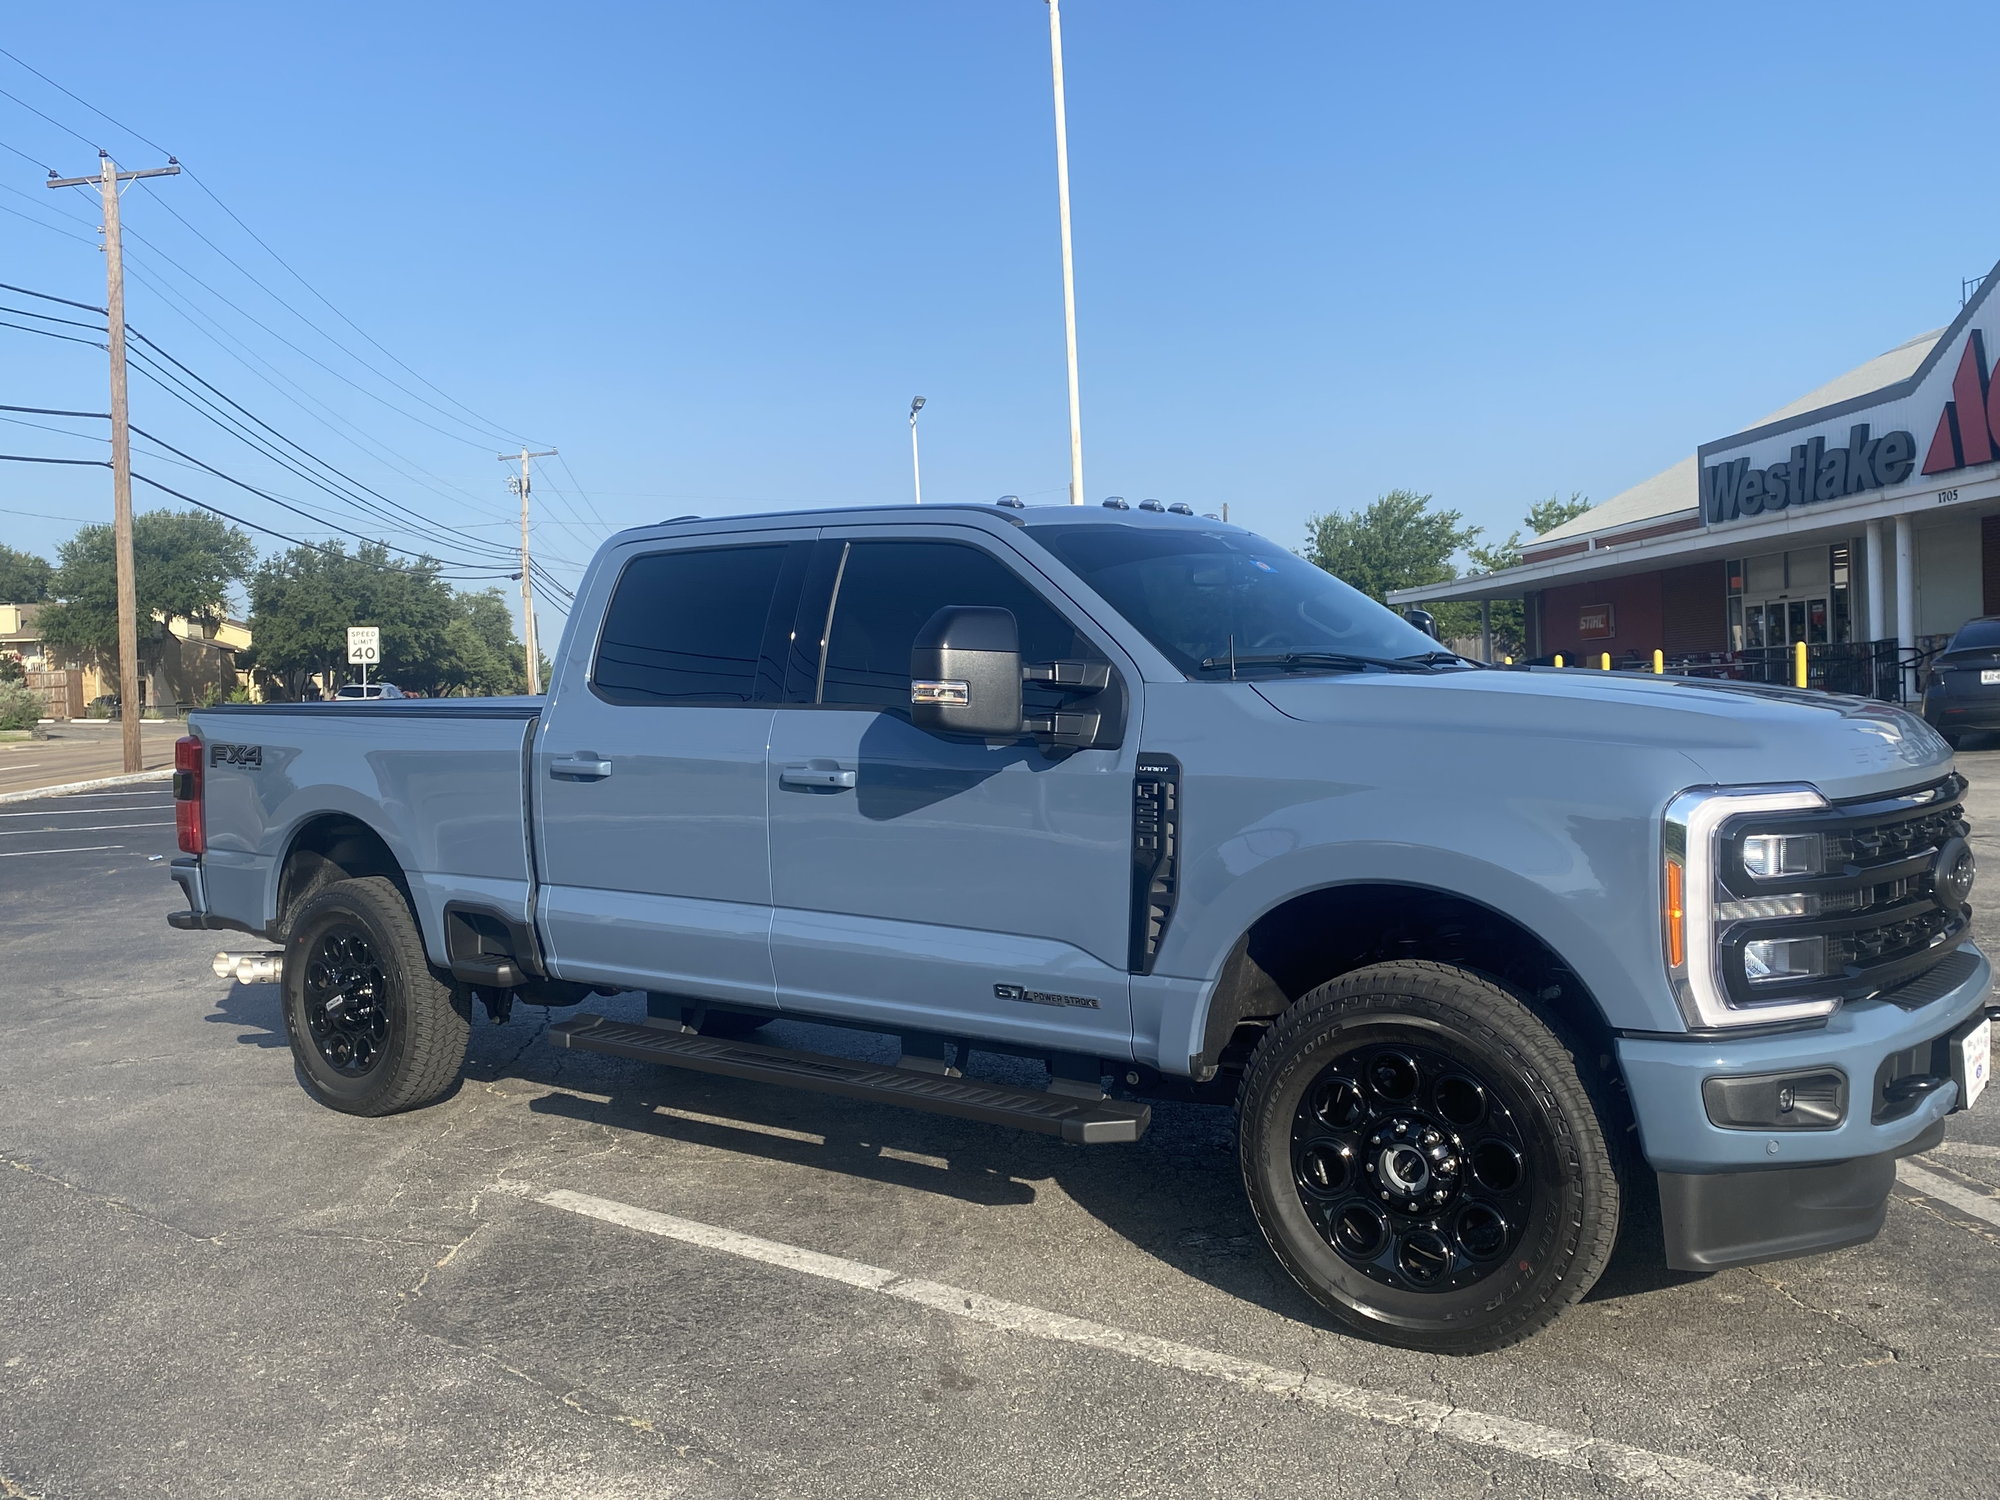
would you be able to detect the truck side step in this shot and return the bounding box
[550,1014,1150,1144]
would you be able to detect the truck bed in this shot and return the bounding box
[188,699,543,966]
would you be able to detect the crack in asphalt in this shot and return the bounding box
[0,1149,221,1245]
[1741,1267,1915,1371]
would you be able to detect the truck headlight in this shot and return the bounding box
[1663,786,1840,1029]
[1740,832,1822,880]
[1742,935,1828,983]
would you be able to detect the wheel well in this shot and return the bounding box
[1198,884,1612,1076]
[273,814,409,939]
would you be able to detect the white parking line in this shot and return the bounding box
[513,1184,1838,1500]
[0,845,120,858]
[1930,1141,2000,1160]
[1897,1162,2000,1229]
[0,812,173,824]
[0,823,172,836]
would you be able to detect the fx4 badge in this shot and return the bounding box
[208,742,264,769]
[994,983,1099,1010]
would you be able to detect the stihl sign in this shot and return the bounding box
[1922,329,2000,476]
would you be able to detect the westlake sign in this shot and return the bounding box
[1701,423,1915,525]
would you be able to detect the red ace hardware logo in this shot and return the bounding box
[1922,328,2000,475]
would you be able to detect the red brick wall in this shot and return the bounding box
[1660,562,1727,655]
[1537,574,1664,661]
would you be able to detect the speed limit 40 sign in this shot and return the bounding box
[347,626,381,666]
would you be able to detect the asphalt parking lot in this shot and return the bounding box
[2,767,1998,1500]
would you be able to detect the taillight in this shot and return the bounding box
[173,735,204,854]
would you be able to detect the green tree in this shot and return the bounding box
[1461,492,1594,659]
[1303,489,1483,638]
[438,589,529,696]
[0,542,54,603]
[1303,490,1479,603]
[37,510,253,671]
[245,544,529,698]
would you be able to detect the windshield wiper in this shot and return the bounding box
[1196,650,1446,675]
[1396,650,1489,670]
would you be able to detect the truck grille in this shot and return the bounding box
[1720,773,1971,1007]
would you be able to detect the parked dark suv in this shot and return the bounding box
[1921,617,2000,746]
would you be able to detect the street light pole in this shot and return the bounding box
[909,396,926,505]
[1046,0,1085,505]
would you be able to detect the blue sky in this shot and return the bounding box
[2,0,1997,634]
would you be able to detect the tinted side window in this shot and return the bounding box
[594,544,787,705]
[819,540,1098,712]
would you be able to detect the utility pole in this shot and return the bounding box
[47,153,180,773]
[500,447,557,694]
[1046,0,1085,504]
[908,396,926,505]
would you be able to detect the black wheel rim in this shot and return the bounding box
[1291,1039,1533,1294]
[302,924,391,1077]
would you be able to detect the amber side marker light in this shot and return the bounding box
[1664,858,1686,968]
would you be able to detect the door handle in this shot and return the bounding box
[550,754,613,780]
[780,763,857,790]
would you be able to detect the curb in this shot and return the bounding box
[0,768,173,805]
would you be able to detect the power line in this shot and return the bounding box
[0,78,99,152]
[0,45,168,155]
[0,133,57,173]
[0,197,92,243]
[0,314,102,347]
[142,187,530,450]
[0,48,544,451]
[115,193,519,454]
[124,344,525,564]
[0,279,105,315]
[118,253,528,528]
[124,332,535,565]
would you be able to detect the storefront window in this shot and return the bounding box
[1726,559,1745,651]
[1745,602,1765,649]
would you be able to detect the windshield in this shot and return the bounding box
[1024,522,1449,676]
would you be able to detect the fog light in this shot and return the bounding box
[1744,935,1827,983]
[1703,1069,1847,1130]
[1741,832,1822,879]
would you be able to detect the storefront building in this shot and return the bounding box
[1391,257,2000,700]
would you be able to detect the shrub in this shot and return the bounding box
[0,681,42,731]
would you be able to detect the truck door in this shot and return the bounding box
[535,532,811,1006]
[765,526,1139,1053]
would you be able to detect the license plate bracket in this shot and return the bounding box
[1951,1015,1991,1110]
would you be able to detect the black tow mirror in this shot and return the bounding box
[1402,607,1439,640]
[910,605,1024,738]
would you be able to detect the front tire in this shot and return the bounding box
[1238,960,1620,1354]
[282,876,470,1116]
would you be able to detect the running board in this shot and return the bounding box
[550,1014,1150,1144]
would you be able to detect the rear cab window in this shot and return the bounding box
[592,542,802,705]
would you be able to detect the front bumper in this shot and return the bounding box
[1657,1117,1945,1271]
[1619,941,1990,1269]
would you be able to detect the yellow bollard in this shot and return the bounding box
[1795,639,1807,689]
[1653,649,1664,674]
[1553,654,1564,668]
[1601,653,1611,671]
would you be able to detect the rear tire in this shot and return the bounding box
[1237,960,1620,1354]
[282,876,470,1116]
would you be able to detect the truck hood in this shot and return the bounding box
[1251,667,1952,800]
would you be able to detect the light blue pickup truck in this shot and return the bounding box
[167,501,1994,1352]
